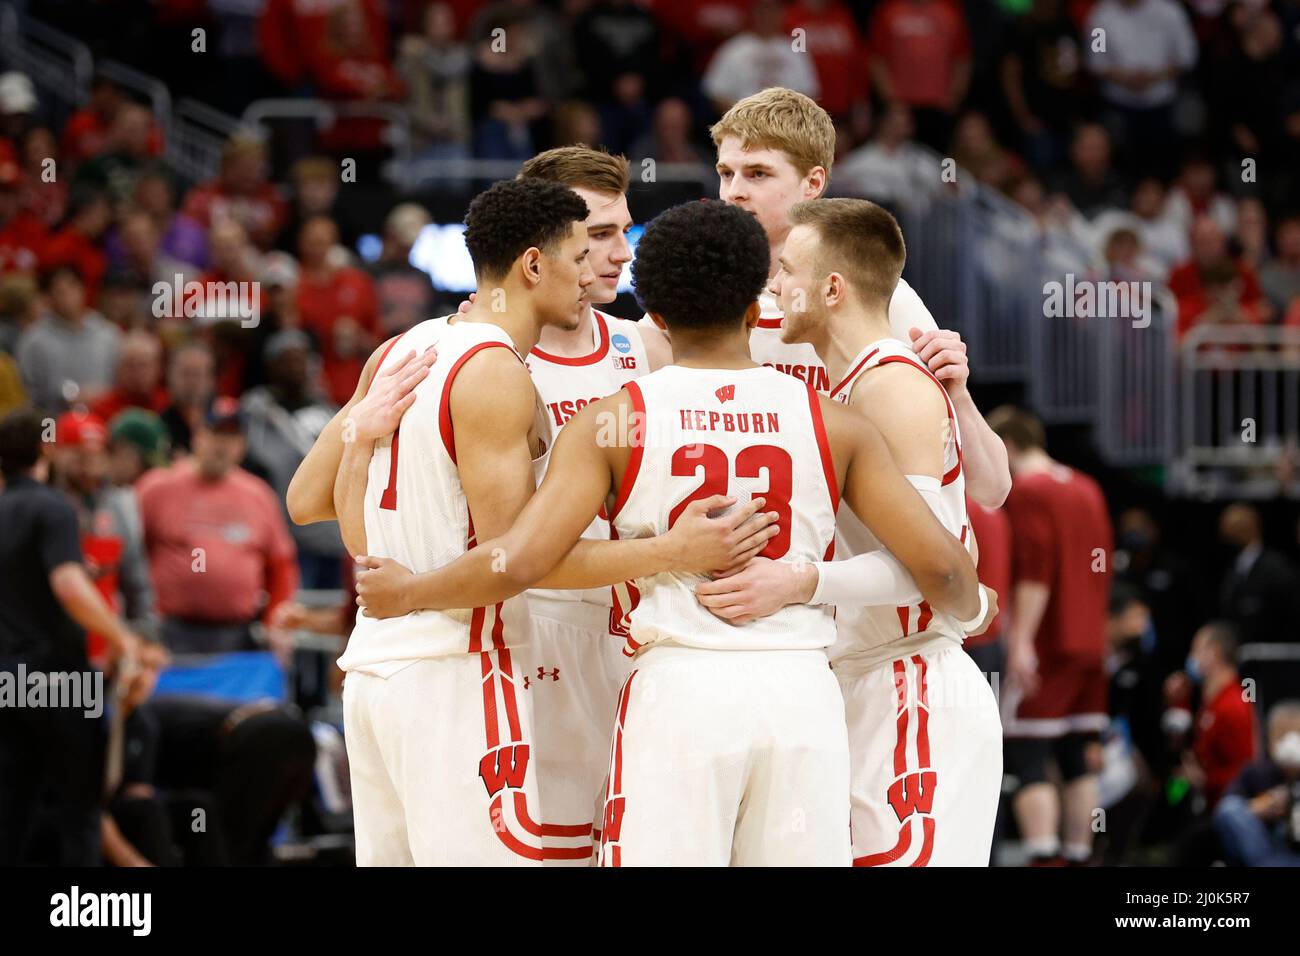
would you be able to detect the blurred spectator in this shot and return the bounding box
[991,405,1114,866]
[295,215,379,405]
[258,0,389,92]
[702,0,820,114]
[1213,6,1290,167]
[1086,178,1188,276]
[1235,196,1270,274]
[0,147,45,276]
[834,105,940,207]
[113,208,195,295]
[1259,215,1300,317]
[574,0,660,153]
[275,156,362,256]
[16,264,121,410]
[867,0,972,151]
[72,104,161,205]
[40,189,113,307]
[126,169,208,271]
[469,10,549,160]
[469,0,578,104]
[60,75,164,170]
[137,397,299,656]
[1217,503,1300,646]
[181,135,287,250]
[1169,216,1266,338]
[1084,0,1197,177]
[18,126,67,227]
[1163,154,1237,238]
[0,408,145,866]
[1214,699,1300,866]
[50,410,156,661]
[551,100,602,149]
[89,330,169,422]
[1048,123,1129,218]
[106,408,171,488]
[367,203,435,338]
[1171,622,1257,810]
[0,272,39,354]
[1000,0,1088,171]
[629,97,713,168]
[0,72,38,144]
[949,111,1027,192]
[397,1,472,161]
[159,340,215,454]
[310,0,405,157]
[782,0,868,120]
[241,329,344,589]
[648,0,750,73]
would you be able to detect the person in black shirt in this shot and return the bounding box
[0,408,146,864]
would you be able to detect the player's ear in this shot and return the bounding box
[742,299,761,331]
[520,247,543,287]
[826,272,846,308]
[806,165,828,200]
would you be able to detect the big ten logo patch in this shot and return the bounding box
[611,333,636,370]
[479,744,531,797]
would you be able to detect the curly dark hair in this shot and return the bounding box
[632,200,769,332]
[463,178,589,282]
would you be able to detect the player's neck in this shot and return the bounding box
[817,308,893,390]
[1015,449,1056,476]
[670,327,756,370]
[462,297,545,356]
[534,304,597,357]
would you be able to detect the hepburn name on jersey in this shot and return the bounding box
[678,409,782,434]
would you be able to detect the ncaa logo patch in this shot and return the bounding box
[611,333,632,354]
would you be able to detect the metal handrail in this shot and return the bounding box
[95,58,173,140]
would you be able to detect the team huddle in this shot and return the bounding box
[288,88,1011,867]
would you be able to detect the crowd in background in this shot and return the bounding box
[0,0,1299,866]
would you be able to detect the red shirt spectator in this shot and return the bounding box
[1005,464,1113,661]
[1169,215,1267,339]
[40,192,113,308]
[1193,680,1258,806]
[181,136,288,250]
[60,78,165,167]
[137,455,298,625]
[868,0,971,110]
[966,498,1011,648]
[783,0,869,117]
[258,0,390,89]
[650,0,752,71]
[0,169,47,275]
[296,215,379,405]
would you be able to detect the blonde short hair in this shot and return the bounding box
[788,198,904,309]
[710,87,835,182]
[518,145,630,197]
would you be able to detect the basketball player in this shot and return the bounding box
[328,179,773,866]
[989,406,1113,867]
[635,87,1011,508]
[352,200,986,866]
[696,199,1003,866]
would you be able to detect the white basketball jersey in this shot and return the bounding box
[525,309,650,607]
[609,365,839,654]
[747,279,938,396]
[825,338,972,668]
[338,317,550,673]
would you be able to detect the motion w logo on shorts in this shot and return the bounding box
[479,744,531,797]
[856,655,938,867]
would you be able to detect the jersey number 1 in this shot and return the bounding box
[666,443,792,559]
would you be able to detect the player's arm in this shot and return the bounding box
[831,398,981,622]
[635,314,674,371]
[908,326,1011,508]
[286,338,394,525]
[354,394,777,617]
[333,348,437,556]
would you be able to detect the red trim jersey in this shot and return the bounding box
[826,338,972,671]
[746,279,938,395]
[609,365,839,653]
[524,309,650,606]
[338,317,552,673]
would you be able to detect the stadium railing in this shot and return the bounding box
[1171,325,1300,498]
[0,2,91,111]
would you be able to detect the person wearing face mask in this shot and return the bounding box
[1214,700,1300,866]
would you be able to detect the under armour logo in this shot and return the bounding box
[536,666,559,682]
[715,384,735,404]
